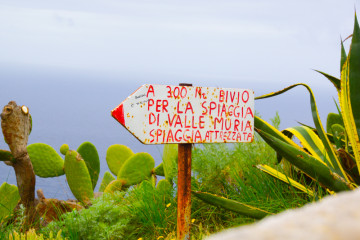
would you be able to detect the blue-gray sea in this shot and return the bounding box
[0,65,338,200]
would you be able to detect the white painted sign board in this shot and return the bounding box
[112,84,254,144]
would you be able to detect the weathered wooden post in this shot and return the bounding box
[177,83,192,240]
[111,84,254,239]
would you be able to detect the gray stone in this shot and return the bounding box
[207,188,360,240]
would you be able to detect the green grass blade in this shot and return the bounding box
[256,129,351,192]
[256,164,314,197]
[192,191,272,219]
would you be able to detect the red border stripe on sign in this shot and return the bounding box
[111,104,125,126]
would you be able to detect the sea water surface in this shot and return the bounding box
[0,65,338,200]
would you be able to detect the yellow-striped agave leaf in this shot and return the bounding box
[256,83,349,182]
[283,126,330,167]
[255,129,351,192]
[256,164,314,197]
[340,15,360,174]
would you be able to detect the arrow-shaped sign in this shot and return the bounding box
[112,84,254,144]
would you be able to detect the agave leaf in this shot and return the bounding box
[282,126,330,167]
[256,164,314,197]
[255,129,351,192]
[341,38,347,72]
[192,191,271,219]
[314,70,341,91]
[254,116,298,147]
[340,15,360,173]
[256,83,349,182]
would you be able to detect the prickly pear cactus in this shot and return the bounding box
[156,179,172,193]
[99,171,116,192]
[27,143,65,178]
[0,182,20,220]
[104,179,124,194]
[60,144,69,155]
[106,144,134,176]
[77,142,100,190]
[156,179,172,203]
[154,162,165,176]
[162,144,178,182]
[64,150,94,205]
[117,152,155,187]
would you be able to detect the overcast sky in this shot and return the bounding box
[0,0,359,90]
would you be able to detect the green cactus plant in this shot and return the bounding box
[154,162,165,176]
[117,152,155,187]
[99,171,116,192]
[64,150,94,205]
[106,144,134,176]
[162,144,178,182]
[27,143,65,178]
[104,179,124,194]
[60,144,69,155]
[77,142,100,190]
[0,182,20,221]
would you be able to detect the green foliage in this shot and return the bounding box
[191,114,315,223]
[9,229,65,240]
[27,143,65,178]
[43,192,133,240]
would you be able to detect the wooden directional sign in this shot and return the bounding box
[111,84,254,144]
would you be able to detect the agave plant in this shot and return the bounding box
[254,14,360,194]
[192,14,360,218]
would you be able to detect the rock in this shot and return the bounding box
[207,189,360,240]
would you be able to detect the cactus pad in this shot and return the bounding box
[104,179,124,194]
[27,143,65,178]
[99,171,116,192]
[154,162,165,176]
[0,182,20,220]
[64,150,94,205]
[77,142,100,190]
[156,179,172,193]
[162,144,178,182]
[117,152,155,187]
[60,144,69,155]
[106,144,134,176]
